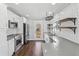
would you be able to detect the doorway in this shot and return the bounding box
[23,23,26,44]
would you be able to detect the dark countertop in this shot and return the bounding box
[7,34,22,41]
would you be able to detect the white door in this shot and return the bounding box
[8,38,14,56]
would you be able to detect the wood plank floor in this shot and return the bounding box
[15,41,43,56]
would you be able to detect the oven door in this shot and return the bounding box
[16,38,22,46]
[15,35,22,51]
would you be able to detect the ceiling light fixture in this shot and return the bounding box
[45,11,54,21]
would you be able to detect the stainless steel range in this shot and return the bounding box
[14,34,22,52]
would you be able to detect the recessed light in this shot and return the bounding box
[15,3,19,5]
[51,3,56,5]
[26,14,30,17]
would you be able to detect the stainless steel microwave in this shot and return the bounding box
[8,20,18,28]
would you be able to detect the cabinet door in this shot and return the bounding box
[0,29,8,56]
[0,42,8,56]
[0,4,8,28]
[8,38,14,56]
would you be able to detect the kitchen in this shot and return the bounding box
[1,3,79,56]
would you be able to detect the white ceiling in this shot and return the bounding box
[6,3,70,20]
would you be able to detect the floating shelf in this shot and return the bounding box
[59,18,76,25]
[57,17,77,34]
[59,26,77,34]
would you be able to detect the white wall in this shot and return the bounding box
[53,4,79,44]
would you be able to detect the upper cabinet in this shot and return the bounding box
[0,4,8,28]
[7,10,19,25]
[7,10,24,34]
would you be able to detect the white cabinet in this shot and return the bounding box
[7,10,23,34]
[0,4,8,28]
[0,42,8,56]
[0,29,8,56]
[8,10,17,22]
[0,29,7,45]
[0,4,8,56]
[8,38,15,56]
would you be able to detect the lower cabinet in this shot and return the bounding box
[0,29,8,56]
[0,42,8,56]
[8,38,15,56]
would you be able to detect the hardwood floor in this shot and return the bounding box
[15,41,43,56]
